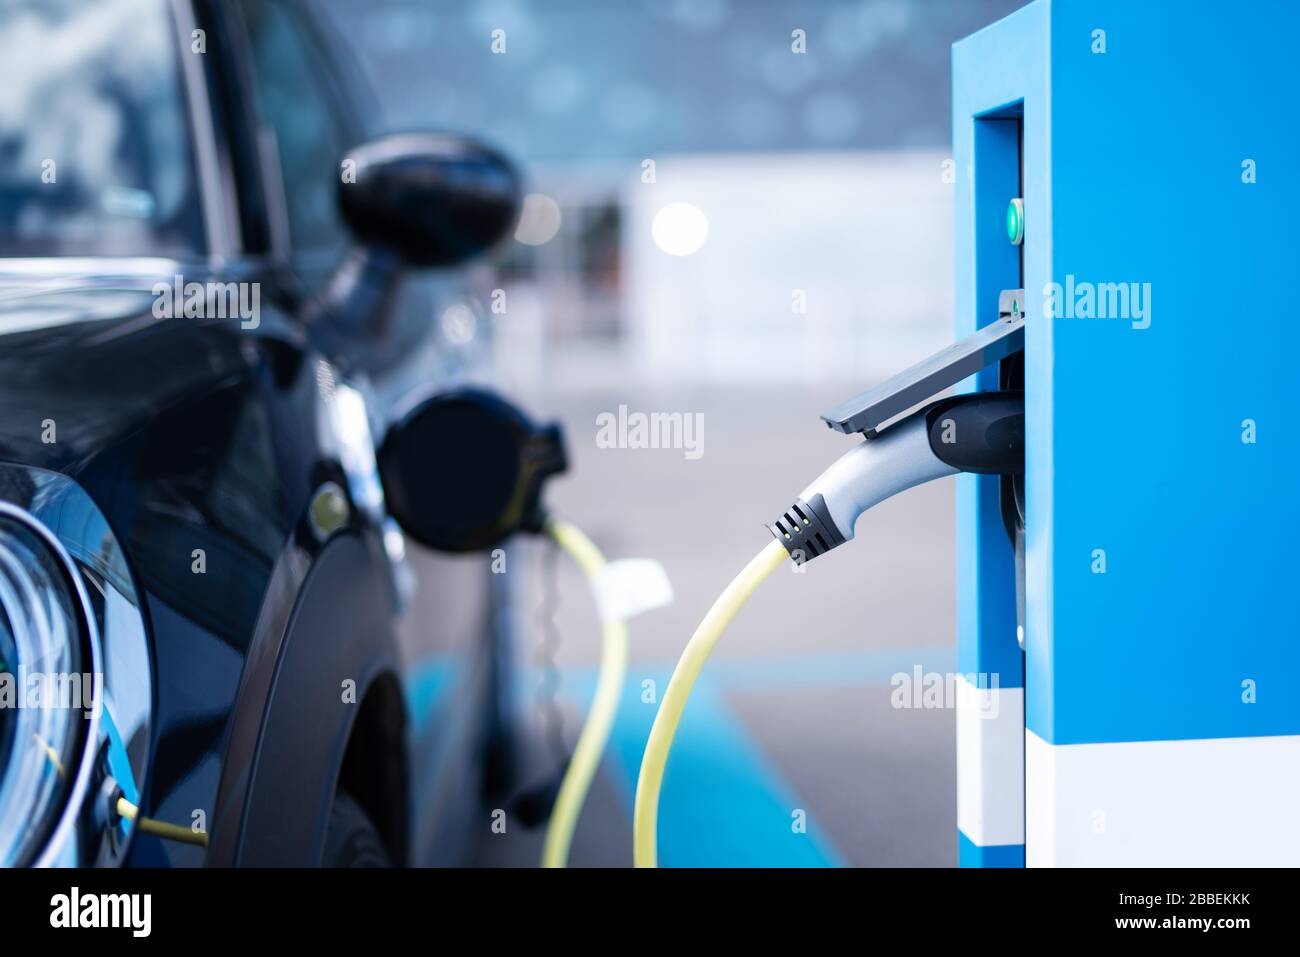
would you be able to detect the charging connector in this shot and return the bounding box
[769,391,1023,563]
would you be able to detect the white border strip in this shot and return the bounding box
[956,676,1024,847]
[1027,729,1300,866]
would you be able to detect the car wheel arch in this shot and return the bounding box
[231,532,406,866]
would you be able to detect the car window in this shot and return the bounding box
[240,0,350,273]
[0,0,205,259]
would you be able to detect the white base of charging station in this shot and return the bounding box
[1025,731,1300,867]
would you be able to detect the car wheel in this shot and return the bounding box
[322,789,391,867]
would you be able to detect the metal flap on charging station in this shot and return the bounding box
[820,289,1025,437]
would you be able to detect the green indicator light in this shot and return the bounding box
[1006,197,1024,246]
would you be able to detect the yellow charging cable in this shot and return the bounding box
[115,796,209,848]
[540,517,630,868]
[36,728,206,850]
[633,538,788,868]
[33,732,65,778]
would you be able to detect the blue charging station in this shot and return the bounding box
[953,0,1300,866]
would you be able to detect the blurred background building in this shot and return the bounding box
[318,0,1025,867]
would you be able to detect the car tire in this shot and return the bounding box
[322,789,391,867]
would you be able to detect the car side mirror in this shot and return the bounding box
[339,133,522,267]
[309,134,522,363]
[377,388,567,553]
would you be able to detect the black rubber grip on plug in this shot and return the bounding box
[767,493,845,565]
[924,391,1024,475]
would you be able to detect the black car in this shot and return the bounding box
[0,0,528,866]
